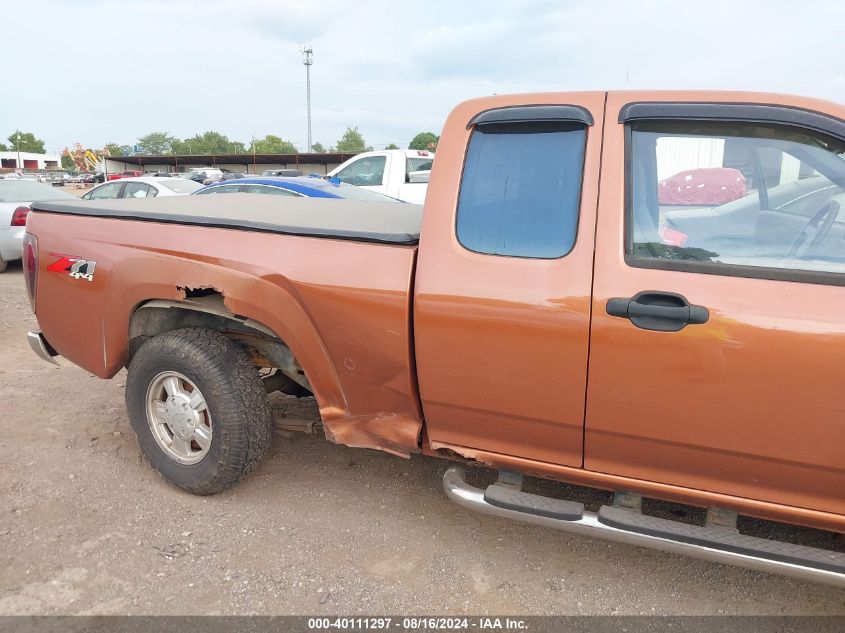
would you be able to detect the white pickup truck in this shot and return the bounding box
[327,149,434,204]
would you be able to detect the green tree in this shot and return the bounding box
[172,131,245,155]
[0,142,7,151]
[385,143,399,150]
[7,131,46,154]
[335,127,370,153]
[253,134,297,154]
[310,142,326,153]
[409,132,438,151]
[137,132,176,155]
[104,142,131,157]
[60,155,75,170]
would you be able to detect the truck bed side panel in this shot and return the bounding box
[28,212,422,454]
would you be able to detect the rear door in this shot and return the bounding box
[587,92,845,514]
[414,93,605,466]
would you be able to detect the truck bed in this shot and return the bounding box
[27,198,423,455]
[30,194,423,245]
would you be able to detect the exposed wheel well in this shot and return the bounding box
[128,291,312,394]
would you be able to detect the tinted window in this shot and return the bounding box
[628,121,845,276]
[335,156,386,186]
[87,182,123,199]
[123,182,154,198]
[456,122,586,258]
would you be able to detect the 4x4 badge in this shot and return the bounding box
[46,254,97,282]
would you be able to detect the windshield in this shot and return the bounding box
[0,180,76,202]
[160,179,203,194]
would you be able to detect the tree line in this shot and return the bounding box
[0,128,440,160]
[0,131,46,154]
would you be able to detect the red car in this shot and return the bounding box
[107,170,144,181]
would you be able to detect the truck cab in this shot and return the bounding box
[327,149,434,203]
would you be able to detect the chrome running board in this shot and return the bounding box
[442,466,845,588]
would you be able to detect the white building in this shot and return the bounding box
[0,151,61,171]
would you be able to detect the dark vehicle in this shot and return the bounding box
[203,172,245,185]
[49,172,69,187]
[261,169,303,177]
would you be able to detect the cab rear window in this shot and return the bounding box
[456,122,586,259]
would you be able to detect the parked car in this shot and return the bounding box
[185,171,210,184]
[327,149,434,203]
[22,173,47,183]
[81,177,203,200]
[22,90,845,587]
[0,179,74,272]
[201,172,247,185]
[194,176,402,201]
[49,172,70,187]
[82,173,98,184]
[107,170,144,182]
[188,167,223,181]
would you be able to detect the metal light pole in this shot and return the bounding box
[15,131,21,171]
[301,46,313,153]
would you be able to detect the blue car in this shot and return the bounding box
[193,176,402,202]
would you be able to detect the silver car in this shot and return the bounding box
[0,180,75,272]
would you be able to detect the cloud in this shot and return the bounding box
[2,0,843,153]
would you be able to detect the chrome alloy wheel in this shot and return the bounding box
[145,371,212,465]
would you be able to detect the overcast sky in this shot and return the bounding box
[3,0,844,155]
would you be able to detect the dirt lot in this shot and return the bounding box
[0,263,843,615]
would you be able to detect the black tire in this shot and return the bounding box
[125,328,274,494]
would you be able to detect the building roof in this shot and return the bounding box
[105,152,356,167]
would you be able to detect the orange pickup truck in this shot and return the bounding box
[22,91,845,586]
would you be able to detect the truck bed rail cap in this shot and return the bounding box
[30,195,423,245]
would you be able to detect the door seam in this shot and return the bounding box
[581,91,609,469]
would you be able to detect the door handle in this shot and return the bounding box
[606,291,709,332]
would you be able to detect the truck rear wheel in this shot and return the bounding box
[125,328,274,495]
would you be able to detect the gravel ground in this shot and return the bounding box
[1,263,843,615]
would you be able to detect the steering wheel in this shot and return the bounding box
[784,199,840,260]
